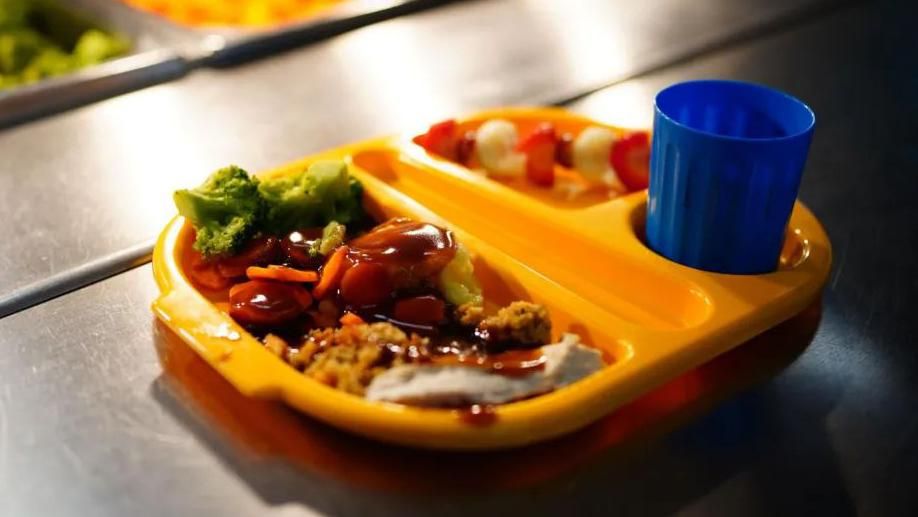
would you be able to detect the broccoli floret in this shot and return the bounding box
[300,220,347,257]
[258,160,364,233]
[439,243,483,306]
[173,165,264,258]
[173,160,364,258]
[317,220,346,256]
[0,0,29,30]
[0,28,48,75]
[0,1,129,90]
[336,175,365,225]
[20,47,73,83]
[73,29,128,67]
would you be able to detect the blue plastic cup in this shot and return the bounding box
[646,80,816,274]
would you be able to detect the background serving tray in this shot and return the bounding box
[0,0,449,128]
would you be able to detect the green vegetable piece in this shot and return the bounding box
[0,1,129,90]
[0,0,29,30]
[21,47,74,83]
[73,29,128,66]
[173,165,264,258]
[302,221,347,257]
[439,244,483,306]
[258,160,364,233]
[0,29,48,75]
[172,160,364,259]
[317,221,346,256]
[338,175,365,224]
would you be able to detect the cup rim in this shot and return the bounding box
[654,79,816,143]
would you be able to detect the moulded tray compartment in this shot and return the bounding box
[350,148,713,331]
[154,151,640,450]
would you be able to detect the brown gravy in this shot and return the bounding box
[348,218,457,271]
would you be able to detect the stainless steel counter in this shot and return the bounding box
[3,0,916,515]
[0,0,837,313]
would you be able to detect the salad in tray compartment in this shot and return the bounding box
[416,117,651,200]
[173,160,605,407]
[0,0,128,90]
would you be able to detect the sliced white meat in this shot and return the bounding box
[365,334,604,406]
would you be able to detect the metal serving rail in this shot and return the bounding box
[4,0,915,515]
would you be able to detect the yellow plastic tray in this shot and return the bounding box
[152,107,831,450]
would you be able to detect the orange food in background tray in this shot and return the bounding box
[120,0,342,27]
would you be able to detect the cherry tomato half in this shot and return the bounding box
[610,131,651,190]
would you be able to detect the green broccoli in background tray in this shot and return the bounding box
[0,0,28,29]
[72,29,128,66]
[0,0,129,89]
[174,162,365,259]
[0,28,48,75]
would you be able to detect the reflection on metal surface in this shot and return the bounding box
[324,17,459,128]
[518,0,633,87]
[202,34,228,53]
[152,300,820,492]
[571,82,656,129]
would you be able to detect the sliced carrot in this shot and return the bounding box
[312,245,349,299]
[339,312,365,326]
[246,265,319,283]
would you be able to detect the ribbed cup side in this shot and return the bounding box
[647,106,813,275]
